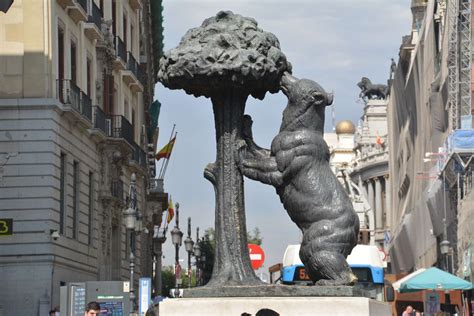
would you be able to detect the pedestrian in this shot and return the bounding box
[402,305,421,316]
[84,301,101,316]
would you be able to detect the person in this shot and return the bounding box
[402,305,421,316]
[84,301,101,316]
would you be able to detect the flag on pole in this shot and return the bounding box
[156,136,176,161]
[376,134,383,146]
[167,196,174,224]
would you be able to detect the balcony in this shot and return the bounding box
[122,52,143,92]
[131,142,147,170]
[57,0,87,24]
[111,179,125,204]
[129,0,142,10]
[84,1,102,41]
[57,79,92,124]
[113,36,127,70]
[105,115,134,146]
[92,106,107,135]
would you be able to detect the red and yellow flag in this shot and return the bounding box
[167,196,174,224]
[156,137,176,161]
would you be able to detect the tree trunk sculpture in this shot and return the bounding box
[158,11,291,286]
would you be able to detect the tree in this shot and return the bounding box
[158,11,290,287]
[198,227,262,285]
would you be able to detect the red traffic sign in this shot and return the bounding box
[248,244,265,270]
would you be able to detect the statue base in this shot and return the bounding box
[182,284,367,298]
[159,296,390,316]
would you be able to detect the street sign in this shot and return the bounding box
[0,218,13,235]
[248,244,265,270]
[139,278,151,316]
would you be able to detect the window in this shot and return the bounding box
[86,57,92,96]
[88,172,94,245]
[71,41,77,84]
[59,153,66,234]
[130,24,134,55]
[72,161,79,239]
[123,13,127,51]
[112,0,116,35]
[100,0,104,16]
[58,27,65,81]
[104,74,115,114]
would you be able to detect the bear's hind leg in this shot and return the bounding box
[306,250,357,286]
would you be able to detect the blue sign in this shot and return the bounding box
[139,278,152,315]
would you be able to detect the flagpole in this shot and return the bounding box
[160,131,177,180]
[158,124,176,179]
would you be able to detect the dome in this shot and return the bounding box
[335,120,356,134]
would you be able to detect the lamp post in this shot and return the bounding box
[193,227,201,286]
[152,224,166,296]
[183,217,194,288]
[123,173,139,315]
[170,202,183,298]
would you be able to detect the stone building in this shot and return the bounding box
[0,1,166,314]
[350,99,390,252]
[387,0,474,280]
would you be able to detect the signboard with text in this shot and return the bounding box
[0,218,13,235]
[139,278,151,316]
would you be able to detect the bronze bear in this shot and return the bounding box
[240,72,359,285]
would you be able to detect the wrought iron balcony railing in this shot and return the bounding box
[87,0,102,30]
[114,36,127,65]
[93,106,106,135]
[105,115,134,146]
[56,79,91,122]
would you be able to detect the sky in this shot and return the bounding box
[154,0,412,278]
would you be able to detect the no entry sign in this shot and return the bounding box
[248,244,265,270]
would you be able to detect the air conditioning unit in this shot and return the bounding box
[105,119,112,136]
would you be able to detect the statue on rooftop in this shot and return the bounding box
[357,77,389,100]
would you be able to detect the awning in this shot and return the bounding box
[399,267,474,292]
[392,268,426,291]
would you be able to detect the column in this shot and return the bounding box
[367,179,375,214]
[359,175,367,199]
[375,177,383,230]
[384,175,391,231]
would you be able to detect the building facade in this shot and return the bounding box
[0,1,165,314]
[350,99,390,252]
[387,0,474,281]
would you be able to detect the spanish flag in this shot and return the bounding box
[167,196,174,224]
[376,134,383,146]
[156,136,176,161]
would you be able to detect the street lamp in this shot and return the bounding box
[193,227,201,286]
[183,217,195,288]
[170,202,183,298]
[152,224,166,297]
[123,173,139,315]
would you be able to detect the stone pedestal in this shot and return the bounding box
[159,297,391,316]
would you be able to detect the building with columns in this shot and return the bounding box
[350,99,390,254]
[0,1,167,314]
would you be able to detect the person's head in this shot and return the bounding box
[405,305,413,313]
[49,310,56,316]
[85,301,101,316]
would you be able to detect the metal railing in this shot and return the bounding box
[111,179,124,202]
[128,52,139,79]
[88,1,102,30]
[80,92,92,121]
[132,142,147,169]
[93,106,106,134]
[149,178,164,193]
[57,79,92,122]
[76,0,87,13]
[115,36,127,64]
[105,115,134,146]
